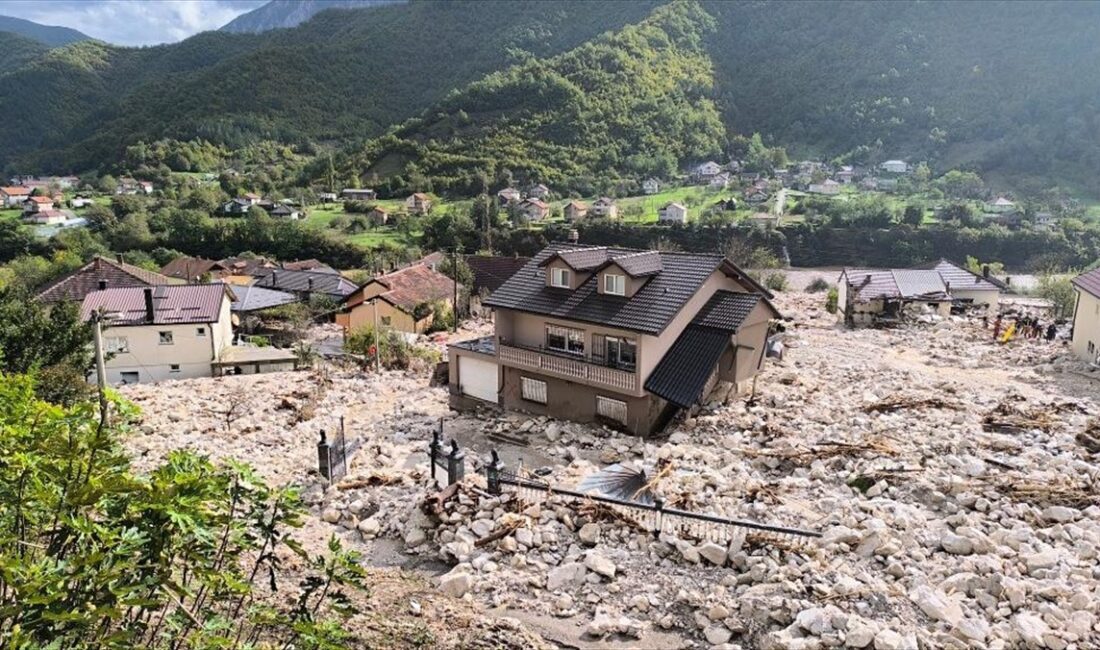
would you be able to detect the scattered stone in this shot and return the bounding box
[547,562,587,591]
[584,551,616,579]
[438,568,475,598]
[704,624,732,646]
[578,522,600,546]
[698,542,727,566]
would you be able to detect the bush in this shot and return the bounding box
[806,276,831,293]
[825,287,839,313]
[345,325,439,370]
[763,271,789,292]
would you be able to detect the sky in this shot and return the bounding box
[0,0,268,46]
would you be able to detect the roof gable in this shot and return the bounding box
[80,284,231,326]
[1073,268,1100,299]
[37,256,175,303]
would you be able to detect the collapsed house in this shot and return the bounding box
[838,260,1002,327]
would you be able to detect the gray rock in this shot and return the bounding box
[910,585,962,625]
[873,629,904,650]
[584,551,616,579]
[1013,612,1050,646]
[438,569,474,598]
[698,542,728,566]
[1043,506,1078,523]
[578,522,600,546]
[796,607,833,636]
[357,517,381,535]
[547,562,587,591]
[321,508,341,524]
[704,624,732,646]
[1023,550,1058,573]
[940,532,973,555]
[846,621,876,648]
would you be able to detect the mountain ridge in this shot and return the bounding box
[219,0,400,34]
[0,14,89,47]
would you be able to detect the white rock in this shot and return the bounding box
[956,617,989,643]
[515,527,534,547]
[578,522,600,546]
[698,542,727,566]
[846,621,876,648]
[940,532,973,555]
[404,526,427,548]
[704,624,732,646]
[438,569,474,598]
[357,517,381,535]
[1014,612,1050,646]
[584,551,616,579]
[796,607,833,636]
[873,629,904,650]
[1024,550,1059,573]
[911,584,963,625]
[321,508,341,524]
[547,562,587,591]
[1042,506,1078,523]
[470,519,493,538]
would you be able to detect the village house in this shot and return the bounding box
[341,188,377,202]
[71,195,93,208]
[367,206,390,226]
[984,197,1016,213]
[590,197,618,219]
[447,244,781,436]
[1035,212,1056,228]
[336,263,458,334]
[563,200,588,222]
[526,184,551,200]
[280,259,336,273]
[465,254,530,317]
[160,257,233,283]
[37,256,174,304]
[918,259,1001,313]
[23,195,55,213]
[1071,268,1100,365]
[318,192,339,203]
[808,179,841,195]
[658,202,688,224]
[642,178,660,195]
[267,203,302,219]
[836,166,855,184]
[221,197,255,216]
[879,160,910,174]
[116,178,154,195]
[405,192,433,215]
[709,172,732,190]
[517,198,550,222]
[497,187,522,205]
[253,268,358,301]
[23,209,73,225]
[0,186,30,208]
[80,284,235,384]
[692,161,723,183]
[227,283,299,317]
[837,268,954,326]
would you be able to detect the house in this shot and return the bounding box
[497,188,522,205]
[563,200,588,222]
[917,259,1001,314]
[465,254,530,316]
[590,197,618,219]
[1035,212,1056,228]
[280,259,336,273]
[837,269,953,327]
[405,192,433,215]
[242,193,262,205]
[517,198,550,222]
[341,188,377,202]
[267,204,302,220]
[253,269,358,300]
[227,283,299,314]
[80,284,236,384]
[526,184,550,200]
[879,160,909,174]
[836,166,855,184]
[1071,268,1100,365]
[747,213,780,229]
[0,186,30,207]
[692,161,723,183]
[318,192,339,203]
[808,179,841,195]
[447,244,781,436]
[642,178,660,195]
[161,257,232,283]
[336,263,459,334]
[71,195,93,208]
[116,178,153,195]
[38,256,176,304]
[367,206,390,226]
[221,198,255,216]
[23,196,55,213]
[22,209,73,225]
[708,172,732,190]
[984,197,1016,213]
[658,202,688,224]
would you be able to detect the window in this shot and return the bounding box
[196,327,206,337]
[596,396,628,425]
[603,273,625,296]
[169,364,181,374]
[105,336,129,354]
[521,377,547,404]
[159,331,174,345]
[546,325,584,355]
[381,316,392,326]
[605,336,637,370]
[550,267,571,288]
[120,372,139,384]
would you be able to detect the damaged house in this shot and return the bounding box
[447,244,781,436]
[838,269,953,327]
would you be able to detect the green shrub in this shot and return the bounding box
[806,277,831,293]
[825,287,839,313]
[763,271,789,292]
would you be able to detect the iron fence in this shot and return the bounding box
[317,417,349,482]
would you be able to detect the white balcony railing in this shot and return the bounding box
[498,342,637,392]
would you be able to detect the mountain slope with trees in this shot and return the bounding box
[0,31,50,69]
[0,15,89,46]
[219,0,401,33]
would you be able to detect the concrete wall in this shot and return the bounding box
[1072,289,1100,364]
[951,289,999,313]
[102,322,216,383]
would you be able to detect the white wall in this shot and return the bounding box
[1072,290,1100,364]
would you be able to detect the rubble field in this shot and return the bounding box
[121,292,1100,649]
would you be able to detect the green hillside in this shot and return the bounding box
[0,1,659,173]
[340,1,724,195]
[0,32,49,70]
[0,15,89,47]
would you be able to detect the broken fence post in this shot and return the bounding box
[486,449,504,495]
[429,429,442,484]
[317,429,331,481]
[447,439,466,485]
[653,497,665,536]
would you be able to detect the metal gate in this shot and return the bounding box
[317,417,349,482]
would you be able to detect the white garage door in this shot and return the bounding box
[459,356,498,404]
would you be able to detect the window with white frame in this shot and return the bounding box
[158,331,174,345]
[105,336,129,354]
[596,395,628,425]
[521,377,547,404]
[546,324,585,355]
[604,336,637,369]
[550,267,571,288]
[603,273,625,296]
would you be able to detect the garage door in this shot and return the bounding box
[459,356,498,404]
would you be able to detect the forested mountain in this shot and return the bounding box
[0,15,88,47]
[0,32,49,69]
[220,0,400,34]
[0,0,659,173]
[2,0,1100,194]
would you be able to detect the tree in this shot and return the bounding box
[902,203,925,226]
[935,170,985,199]
[97,174,118,194]
[0,285,93,403]
[1035,273,1077,318]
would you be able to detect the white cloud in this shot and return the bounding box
[0,0,266,46]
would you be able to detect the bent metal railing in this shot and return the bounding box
[483,451,820,545]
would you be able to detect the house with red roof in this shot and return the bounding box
[336,263,458,334]
[23,195,55,213]
[0,186,31,208]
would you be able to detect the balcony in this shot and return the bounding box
[498,340,638,393]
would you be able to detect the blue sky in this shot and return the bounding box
[0,0,267,46]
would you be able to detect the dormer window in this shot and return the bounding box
[550,267,571,288]
[604,273,625,296]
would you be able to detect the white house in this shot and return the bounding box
[526,184,550,200]
[642,178,660,195]
[658,202,688,224]
[405,192,433,215]
[80,284,235,384]
[497,187,521,205]
[0,186,31,207]
[808,179,841,195]
[1071,268,1100,365]
[591,197,618,219]
[341,188,377,201]
[984,197,1016,213]
[692,161,723,182]
[709,172,732,189]
[879,160,910,174]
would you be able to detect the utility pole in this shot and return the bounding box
[373,299,381,374]
[452,246,459,333]
[91,312,109,424]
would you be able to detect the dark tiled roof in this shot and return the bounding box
[1073,268,1100,299]
[644,326,730,409]
[37,256,174,303]
[691,291,761,330]
[486,244,731,335]
[254,269,357,297]
[466,255,530,293]
[539,247,610,271]
[605,250,662,277]
[80,284,230,326]
[229,284,299,312]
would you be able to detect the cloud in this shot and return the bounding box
[0,0,267,46]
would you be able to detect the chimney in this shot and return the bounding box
[98,279,108,290]
[862,273,872,287]
[143,287,155,323]
[568,228,579,245]
[116,253,124,265]
[271,271,277,287]
[982,264,990,278]
[307,277,314,291]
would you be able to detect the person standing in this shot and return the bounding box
[1046,322,1057,341]
[993,314,1003,341]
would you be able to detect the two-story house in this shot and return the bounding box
[80,284,235,384]
[1071,268,1100,365]
[405,192,433,215]
[447,244,780,436]
[591,197,618,219]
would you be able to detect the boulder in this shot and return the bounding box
[547,562,587,591]
[698,542,728,566]
[584,551,616,579]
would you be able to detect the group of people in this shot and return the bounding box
[990,313,1057,342]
